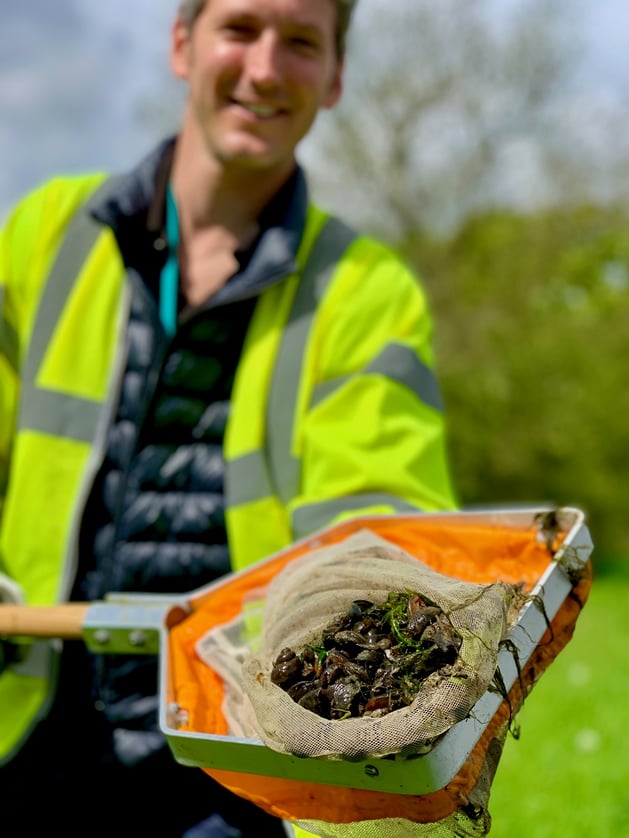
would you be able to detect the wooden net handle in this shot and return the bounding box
[0,603,89,639]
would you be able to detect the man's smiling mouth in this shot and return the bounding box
[236,101,285,118]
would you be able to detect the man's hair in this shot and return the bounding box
[177,0,356,57]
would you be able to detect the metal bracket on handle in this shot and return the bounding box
[82,595,190,655]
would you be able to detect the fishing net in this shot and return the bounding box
[168,513,592,837]
[210,531,522,761]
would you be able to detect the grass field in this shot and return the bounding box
[487,568,629,837]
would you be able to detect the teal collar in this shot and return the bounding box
[159,183,179,336]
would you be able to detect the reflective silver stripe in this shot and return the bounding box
[20,389,104,442]
[0,291,19,373]
[292,493,420,539]
[368,343,443,411]
[226,449,274,507]
[311,343,443,413]
[266,217,357,504]
[19,183,109,440]
[10,640,56,679]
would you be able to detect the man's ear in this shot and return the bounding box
[324,61,344,110]
[170,16,192,80]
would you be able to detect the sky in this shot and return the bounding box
[579,0,629,92]
[0,0,628,223]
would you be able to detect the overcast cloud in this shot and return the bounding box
[0,0,181,220]
[0,0,627,222]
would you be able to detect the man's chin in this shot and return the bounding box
[216,143,290,172]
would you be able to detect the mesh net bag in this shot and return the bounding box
[171,514,592,838]
[234,531,521,761]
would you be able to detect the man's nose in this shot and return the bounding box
[245,31,283,87]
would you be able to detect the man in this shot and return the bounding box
[0,0,456,834]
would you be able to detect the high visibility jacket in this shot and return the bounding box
[0,172,456,764]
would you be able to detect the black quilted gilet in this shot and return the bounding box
[74,277,256,765]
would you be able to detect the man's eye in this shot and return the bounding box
[224,24,257,39]
[290,36,319,52]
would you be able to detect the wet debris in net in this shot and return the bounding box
[270,591,462,720]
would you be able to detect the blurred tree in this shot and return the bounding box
[419,205,629,568]
[300,0,614,241]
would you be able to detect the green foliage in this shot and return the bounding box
[488,572,629,836]
[408,205,629,568]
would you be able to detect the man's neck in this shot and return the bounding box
[170,130,295,243]
[167,131,296,306]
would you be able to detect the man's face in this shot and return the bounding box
[171,0,343,176]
